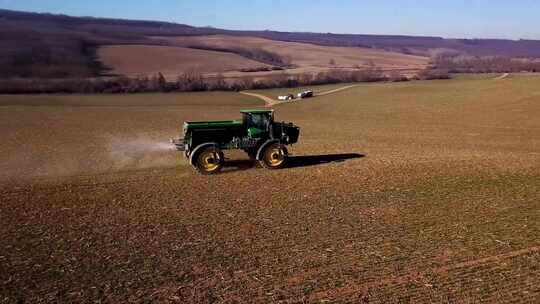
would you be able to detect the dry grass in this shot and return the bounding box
[100,35,430,80]
[1,76,540,303]
[158,35,429,70]
[98,45,270,80]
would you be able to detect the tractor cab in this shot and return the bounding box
[241,109,274,139]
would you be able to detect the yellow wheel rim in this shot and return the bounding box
[265,145,285,167]
[198,149,221,172]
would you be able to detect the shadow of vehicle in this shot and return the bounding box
[222,159,257,173]
[287,153,365,169]
[221,153,365,173]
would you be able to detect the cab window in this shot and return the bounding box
[245,113,269,130]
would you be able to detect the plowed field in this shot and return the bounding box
[1,75,540,303]
[99,35,429,80]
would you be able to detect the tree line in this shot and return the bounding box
[187,44,292,67]
[0,67,450,94]
[433,55,540,73]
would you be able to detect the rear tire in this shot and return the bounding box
[260,143,288,169]
[193,146,224,174]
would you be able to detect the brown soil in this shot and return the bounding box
[99,35,430,80]
[1,76,540,303]
[157,35,429,71]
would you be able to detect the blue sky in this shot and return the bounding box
[1,0,539,39]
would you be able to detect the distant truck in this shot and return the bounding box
[297,90,314,99]
[278,94,295,101]
[171,109,300,174]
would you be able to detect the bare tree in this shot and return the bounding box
[157,72,167,91]
[298,73,314,85]
[177,69,206,91]
[387,71,408,82]
[208,73,228,90]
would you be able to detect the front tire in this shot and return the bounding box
[194,146,224,174]
[260,143,288,169]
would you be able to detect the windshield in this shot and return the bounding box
[245,113,270,130]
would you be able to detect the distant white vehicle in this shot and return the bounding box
[278,94,295,101]
[297,90,314,99]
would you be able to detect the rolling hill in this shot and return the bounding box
[98,45,274,79]
[2,8,540,80]
[100,35,429,80]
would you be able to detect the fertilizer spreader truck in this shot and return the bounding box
[171,109,300,174]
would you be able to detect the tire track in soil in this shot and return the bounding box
[308,245,540,300]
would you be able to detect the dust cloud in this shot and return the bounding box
[106,137,179,171]
[0,137,181,181]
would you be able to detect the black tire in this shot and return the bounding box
[259,143,288,169]
[193,146,224,174]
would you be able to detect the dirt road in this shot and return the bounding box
[494,72,510,80]
[240,84,361,106]
[316,84,360,96]
[239,91,280,106]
